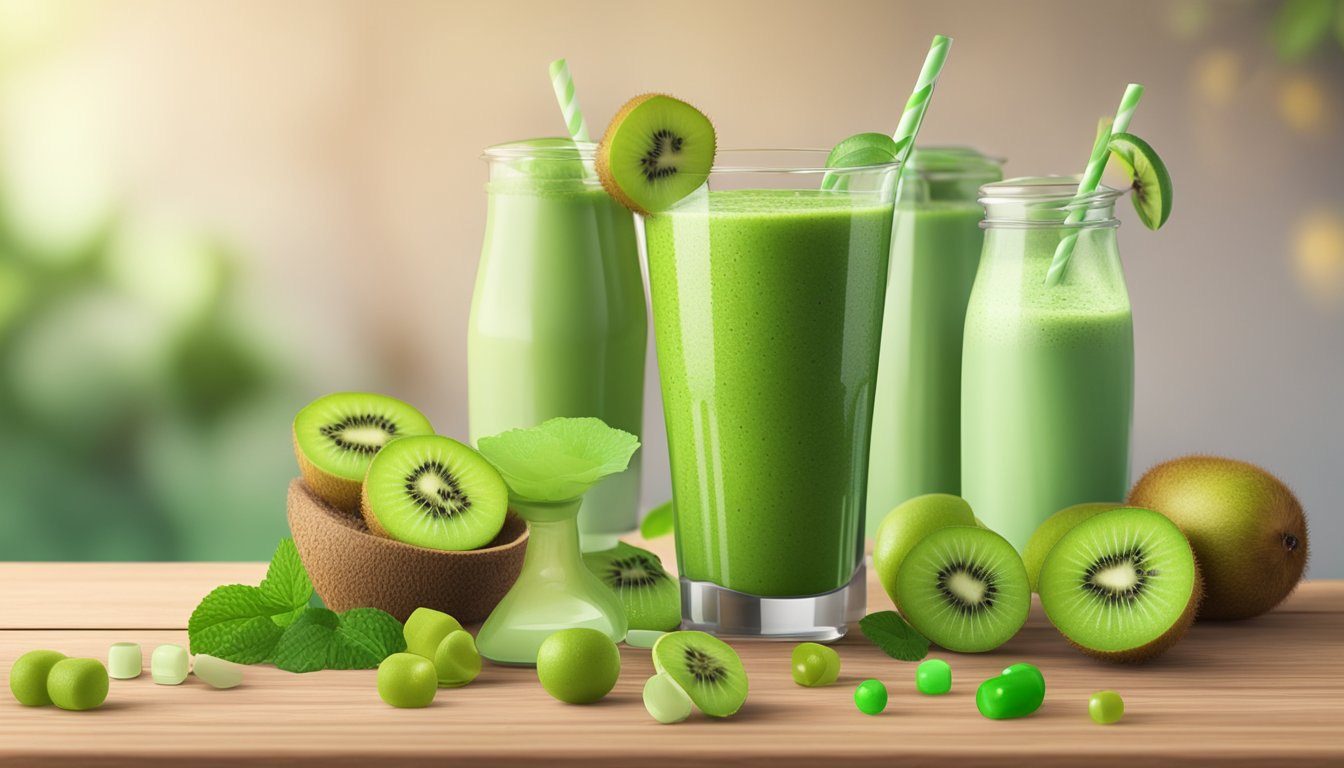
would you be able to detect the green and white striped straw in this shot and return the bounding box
[891,34,953,164]
[1044,83,1145,286]
[548,58,590,143]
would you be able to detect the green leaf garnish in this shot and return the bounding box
[821,132,899,191]
[270,607,406,673]
[640,500,675,539]
[476,417,639,502]
[188,538,405,671]
[859,610,930,661]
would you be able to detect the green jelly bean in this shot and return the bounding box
[791,642,840,687]
[1001,662,1045,699]
[1089,690,1124,724]
[916,658,951,695]
[9,650,67,706]
[47,658,110,711]
[976,672,1044,720]
[854,679,887,715]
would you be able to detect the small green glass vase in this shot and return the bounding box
[476,495,628,666]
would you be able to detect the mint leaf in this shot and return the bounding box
[330,608,406,669]
[258,539,313,627]
[639,500,674,539]
[270,606,404,673]
[187,538,315,663]
[270,609,341,673]
[187,584,289,663]
[859,611,930,661]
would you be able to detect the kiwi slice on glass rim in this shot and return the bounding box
[1108,132,1172,230]
[893,525,1030,653]
[596,94,716,215]
[1038,507,1202,662]
[652,630,748,718]
[582,542,680,632]
[360,435,508,551]
[292,392,435,512]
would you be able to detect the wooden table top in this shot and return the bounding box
[2,543,1342,767]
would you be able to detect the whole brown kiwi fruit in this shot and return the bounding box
[1128,455,1308,620]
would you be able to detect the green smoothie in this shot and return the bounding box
[468,142,646,546]
[645,189,894,597]
[961,179,1133,552]
[867,150,1002,538]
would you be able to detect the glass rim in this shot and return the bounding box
[481,142,902,174]
[979,174,1125,205]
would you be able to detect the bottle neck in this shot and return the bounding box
[979,175,1124,230]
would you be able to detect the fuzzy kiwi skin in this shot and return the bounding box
[1128,455,1309,621]
[1062,562,1204,664]
[293,429,362,513]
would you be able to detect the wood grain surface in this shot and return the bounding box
[2,544,1341,767]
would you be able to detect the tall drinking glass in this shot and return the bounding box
[468,139,646,552]
[961,177,1134,552]
[643,150,901,639]
[865,147,1003,537]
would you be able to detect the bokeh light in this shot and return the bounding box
[1193,49,1243,107]
[1278,74,1329,135]
[1294,210,1344,308]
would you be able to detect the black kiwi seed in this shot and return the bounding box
[320,414,398,455]
[1081,547,1157,603]
[605,554,665,588]
[405,461,471,518]
[684,647,727,685]
[937,561,998,615]
[640,129,684,181]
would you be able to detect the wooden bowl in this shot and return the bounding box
[286,478,527,623]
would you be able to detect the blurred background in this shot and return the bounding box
[0,0,1339,574]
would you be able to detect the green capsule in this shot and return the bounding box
[916,659,951,695]
[1089,690,1124,724]
[976,672,1044,720]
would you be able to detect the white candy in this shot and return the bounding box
[192,654,243,689]
[151,644,190,685]
[108,642,142,679]
[624,629,667,649]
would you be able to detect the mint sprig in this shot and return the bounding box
[859,610,930,662]
[187,539,404,671]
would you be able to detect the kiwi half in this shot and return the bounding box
[893,526,1030,653]
[596,93,715,215]
[652,631,747,718]
[1038,507,1202,663]
[582,542,680,631]
[360,435,508,551]
[293,392,434,511]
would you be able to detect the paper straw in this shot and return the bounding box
[548,58,590,143]
[890,34,953,165]
[1044,83,1145,286]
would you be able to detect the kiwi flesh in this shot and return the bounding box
[293,392,434,511]
[1128,455,1308,620]
[651,630,747,718]
[1023,502,1123,592]
[893,526,1030,653]
[596,93,716,215]
[360,435,508,551]
[1038,507,1202,662]
[582,542,680,631]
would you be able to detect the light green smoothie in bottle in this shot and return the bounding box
[468,139,646,551]
[865,148,1003,538]
[961,177,1133,552]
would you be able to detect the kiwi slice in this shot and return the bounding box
[595,94,716,215]
[582,542,680,631]
[360,435,508,551]
[292,392,434,511]
[651,631,747,718]
[1038,507,1202,662]
[893,526,1030,653]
